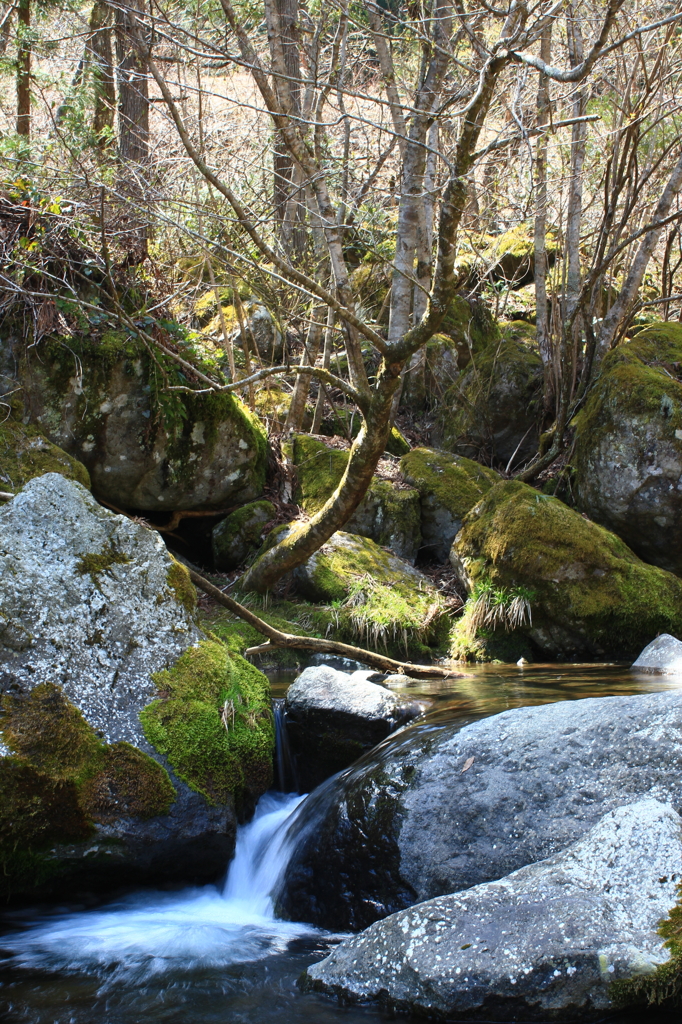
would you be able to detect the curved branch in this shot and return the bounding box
[189,569,461,680]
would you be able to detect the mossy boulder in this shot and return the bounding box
[287,435,422,562]
[290,530,450,655]
[0,414,90,501]
[13,328,267,511]
[205,299,283,363]
[487,222,560,285]
[436,333,543,466]
[440,295,500,365]
[212,500,275,571]
[573,324,682,576]
[0,473,274,898]
[450,479,682,661]
[401,446,501,561]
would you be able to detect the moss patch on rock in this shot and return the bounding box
[0,416,90,500]
[611,888,682,1009]
[293,531,451,657]
[0,681,176,894]
[76,545,132,580]
[450,480,682,660]
[166,558,197,614]
[401,447,499,517]
[140,639,274,807]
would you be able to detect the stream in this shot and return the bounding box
[1,662,681,1023]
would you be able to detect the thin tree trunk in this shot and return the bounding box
[534,25,552,371]
[115,0,149,165]
[0,5,13,58]
[285,307,324,431]
[565,9,587,317]
[311,306,334,433]
[265,0,303,252]
[91,2,115,144]
[16,0,30,137]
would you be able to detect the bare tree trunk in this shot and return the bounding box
[534,25,552,370]
[16,0,30,137]
[91,2,116,144]
[115,0,149,261]
[285,307,324,431]
[564,9,587,317]
[311,306,334,434]
[115,0,149,165]
[0,4,13,58]
[265,0,304,253]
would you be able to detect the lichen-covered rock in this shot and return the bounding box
[287,435,422,562]
[280,689,682,931]
[212,500,275,571]
[205,299,283,363]
[436,333,543,466]
[632,633,682,675]
[284,665,427,791]
[305,800,681,1021]
[0,473,273,897]
[400,447,500,562]
[0,414,90,500]
[573,324,682,576]
[449,480,682,661]
[13,330,267,511]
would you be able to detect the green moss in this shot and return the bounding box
[386,426,410,456]
[76,546,132,580]
[400,446,500,517]
[0,682,175,894]
[441,295,500,352]
[0,416,91,498]
[289,435,349,515]
[451,480,682,659]
[166,557,197,614]
[573,324,682,453]
[140,639,274,806]
[301,533,451,657]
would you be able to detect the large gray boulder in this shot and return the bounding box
[0,474,273,898]
[281,689,682,930]
[573,325,682,576]
[15,333,267,511]
[284,665,427,791]
[632,633,682,675]
[305,799,681,1020]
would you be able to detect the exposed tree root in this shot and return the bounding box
[188,568,462,680]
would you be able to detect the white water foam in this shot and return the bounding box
[2,791,315,984]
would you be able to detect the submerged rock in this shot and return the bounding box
[400,447,500,562]
[305,799,680,1021]
[212,500,275,571]
[0,474,274,898]
[280,689,682,931]
[15,330,267,511]
[632,633,682,675]
[573,324,682,576]
[450,479,682,661]
[284,665,427,791]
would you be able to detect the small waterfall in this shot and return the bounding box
[3,792,313,983]
[273,697,299,793]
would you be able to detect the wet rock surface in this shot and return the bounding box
[305,799,680,1020]
[284,665,427,791]
[281,690,682,931]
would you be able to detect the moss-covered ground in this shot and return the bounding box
[0,681,175,897]
[140,639,274,808]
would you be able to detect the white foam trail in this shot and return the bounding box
[2,791,314,984]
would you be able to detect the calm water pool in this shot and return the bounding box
[1,661,680,1024]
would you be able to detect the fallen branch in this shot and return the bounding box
[188,568,462,680]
